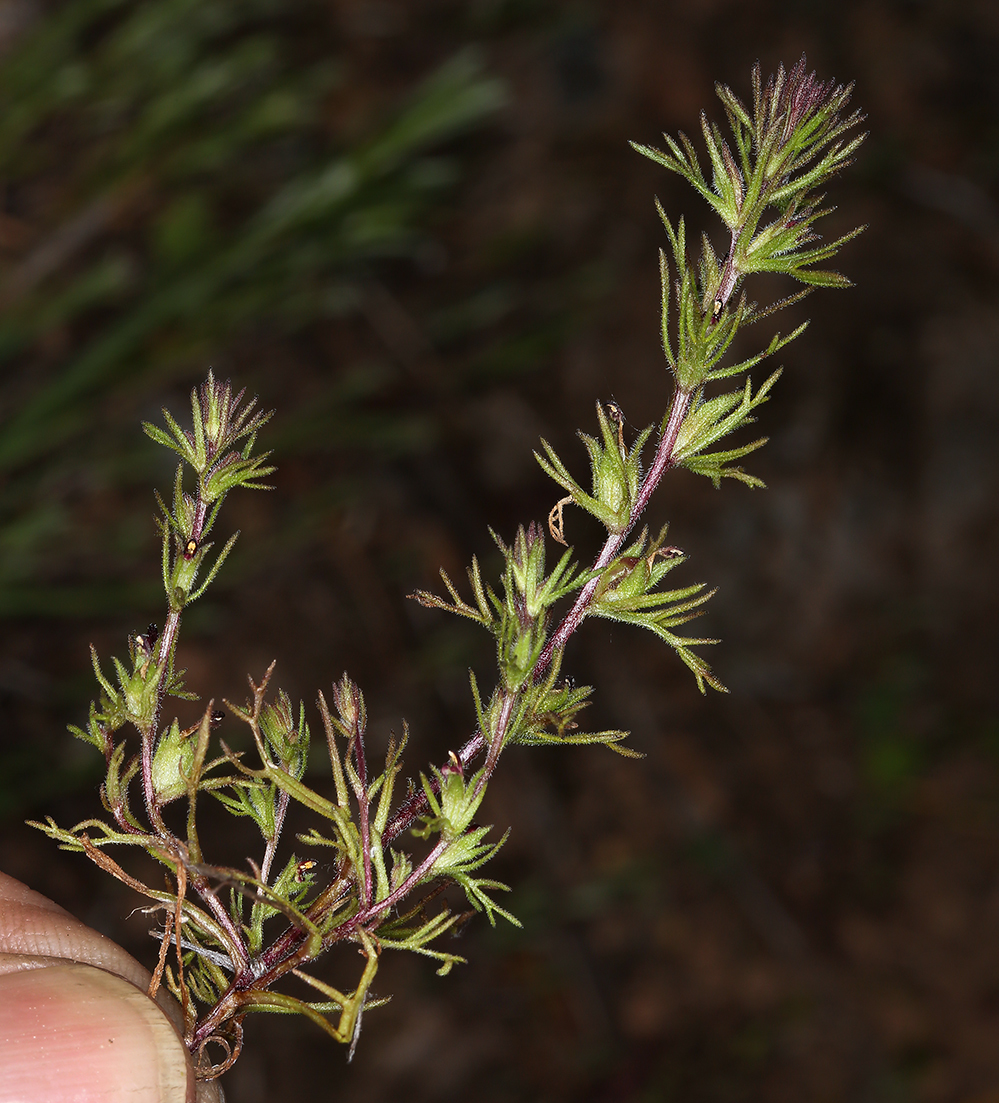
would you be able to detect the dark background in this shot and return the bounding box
[2,1,998,1100]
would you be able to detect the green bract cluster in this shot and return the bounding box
[32,58,863,1082]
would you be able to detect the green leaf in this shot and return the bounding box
[673,370,781,466]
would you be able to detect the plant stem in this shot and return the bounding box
[353,726,373,910]
[715,229,740,310]
[139,729,166,834]
[381,729,486,845]
[360,837,448,919]
[534,383,693,676]
[382,383,694,847]
[259,789,290,887]
[474,690,515,798]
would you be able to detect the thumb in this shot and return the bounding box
[0,960,210,1103]
[0,872,222,1103]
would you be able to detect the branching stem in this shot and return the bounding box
[42,59,864,1074]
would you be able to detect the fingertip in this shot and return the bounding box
[0,962,195,1103]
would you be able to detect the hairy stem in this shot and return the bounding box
[715,228,741,311]
[139,730,166,835]
[259,789,290,887]
[534,383,694,676]
[381,729,485,845]
[381,384,694,849]
[352,727,373,911]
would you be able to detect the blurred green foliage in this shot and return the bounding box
[855,655,931,835]
[0,0,504,617]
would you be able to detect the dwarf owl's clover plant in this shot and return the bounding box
[31,59,864,1080]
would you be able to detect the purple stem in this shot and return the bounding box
[533,385,693,676]
[353,722,373,910]
[382,730,485,846]
[382,383,694,848]
[259,789,290,888]
[714,228,740,314]
[360,837,447,919]
[144,486,215,829]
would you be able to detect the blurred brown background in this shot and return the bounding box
[1,1,998,1100]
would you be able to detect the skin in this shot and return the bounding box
[0,872,223,1103]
